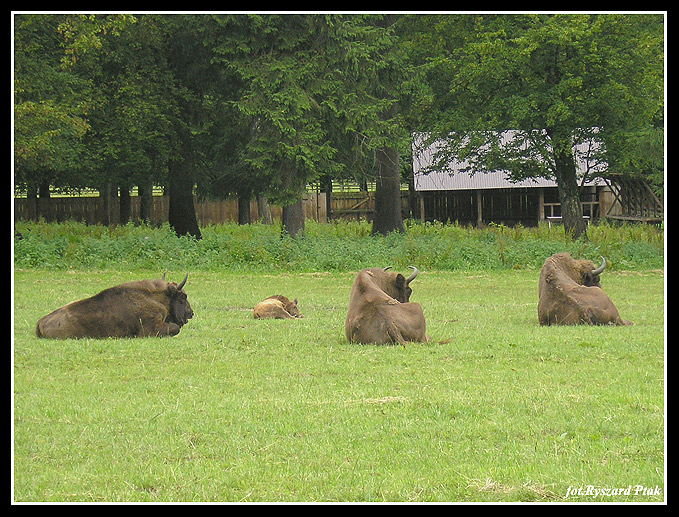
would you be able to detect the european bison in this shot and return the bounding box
[36,274,194,339]
[538,253,631,325]
[253,295,303,319]
[345,266,427,345]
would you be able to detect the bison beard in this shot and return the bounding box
[36,274,194,339]
[345,267,428,345]
[538,253,631,326]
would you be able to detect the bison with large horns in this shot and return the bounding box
[345,266,428,345]
[36,273,194,339]
[538,253,630,326]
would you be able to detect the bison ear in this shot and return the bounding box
[395,273,406,288]
[293,298,298,305]
[167,282,184,296]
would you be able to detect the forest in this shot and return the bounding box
[14,13,664,239]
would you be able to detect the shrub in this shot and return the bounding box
[13,219,664,272]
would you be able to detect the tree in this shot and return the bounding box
[209,15,327,234]
[14,14,181,227]
[208,14,396,237]
[74,15,175,224]
[14,14,92,217]
[328,14,406,236]
[369,15,406,236]
[15,14,417,235]
[67,14,210,237]
[407,14,664,239]
[372,106,405,236]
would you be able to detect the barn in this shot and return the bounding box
[412,131,607,227]
[411,131,663,227]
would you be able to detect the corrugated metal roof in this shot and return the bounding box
[414,168,558,191]
[412,131,604,191]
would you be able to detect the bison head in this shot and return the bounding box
[542,253,607,288]
[285,298,302,318]
[165,273,194,326]
[583,257,606,287]
[571,256,607,287]
[370,266,419,302]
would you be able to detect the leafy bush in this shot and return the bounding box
[13,219,664,272]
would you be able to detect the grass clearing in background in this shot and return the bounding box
[13,268,664,502]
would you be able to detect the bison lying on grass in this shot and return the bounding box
[538,253,631,326]
[36,273,194,339]
[345,266,427,345]
[254,295,303,319]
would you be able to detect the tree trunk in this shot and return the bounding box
[168,136,201,239]
[119,182,131,225]
[257,195,273,224]
[102,181,113,226]
[26,184,38,222]
[371,146,405,236]
[320,173,333,222]
[139,177,153,224]
[282,198,305,238]
[548,128,587,240]
[37,179,51,222]
[238,194,251,225]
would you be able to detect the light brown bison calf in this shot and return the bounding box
[253,295,303,319]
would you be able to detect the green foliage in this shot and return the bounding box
[403,13,664,238]
[208,14,402,205]
[14,220,664,273]
[13,15,93,190]
[14,13,664,240]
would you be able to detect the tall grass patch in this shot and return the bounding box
[14,219,664,272]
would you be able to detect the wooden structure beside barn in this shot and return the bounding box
[600,175,664,224]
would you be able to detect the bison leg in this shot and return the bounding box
[139,318,182,337]
[255,305,294,319]
[271,306,294,319]
[386,324,408,346]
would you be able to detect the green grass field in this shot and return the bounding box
[13,267,665,502]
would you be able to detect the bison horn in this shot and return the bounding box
[177,273,189,290]
[406,266,419,284]
[591,257,606,276]
[161,273,166,281]
[383,266,392,271]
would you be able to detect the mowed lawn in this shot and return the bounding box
[13,268,665,502]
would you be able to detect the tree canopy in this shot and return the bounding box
[14,13,664,239]
[405,13,664,237]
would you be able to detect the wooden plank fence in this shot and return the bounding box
[14,192,413,225]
